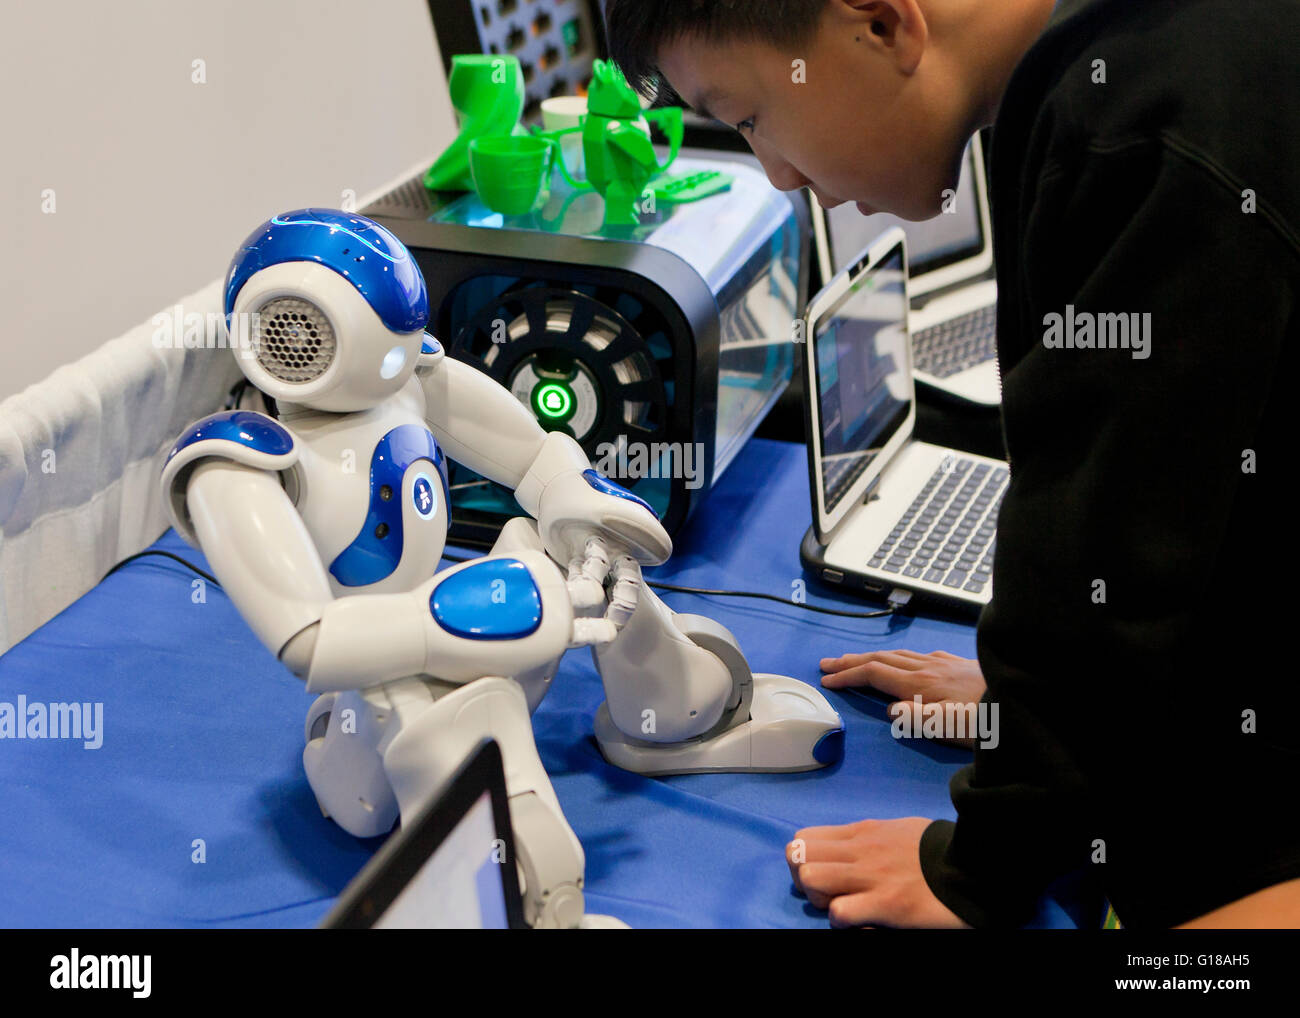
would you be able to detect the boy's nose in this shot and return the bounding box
[748,140,811,194]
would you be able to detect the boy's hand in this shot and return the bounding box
[819,649,986,748]
[787,817,970,928]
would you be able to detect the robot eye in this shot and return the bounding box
[380,345,408,380]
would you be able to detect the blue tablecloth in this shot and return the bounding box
[0,438,1089,928]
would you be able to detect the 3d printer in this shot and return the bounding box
[365,155,808,547]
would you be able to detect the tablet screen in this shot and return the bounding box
[374,790,510,929]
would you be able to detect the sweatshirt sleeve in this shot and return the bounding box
[918,135,1296,927]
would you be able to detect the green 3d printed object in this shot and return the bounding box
[582,60,683,226]
[426,54,530,192]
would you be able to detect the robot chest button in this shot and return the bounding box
[411,472,438,520]
[429,559,542,640]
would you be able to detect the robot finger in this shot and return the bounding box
[578,535,614,584]
[603,555,642,631]
[570,616,620,648]
[566,550,607,616]
[566,576,606,616]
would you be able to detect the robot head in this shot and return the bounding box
[586,59,641,119]
[224,209,429,412]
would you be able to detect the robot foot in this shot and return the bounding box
[578,914,631,929]
[594,673,844,776]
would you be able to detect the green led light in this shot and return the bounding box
[535,382,573,420]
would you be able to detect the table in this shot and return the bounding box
[0,438,1090,927]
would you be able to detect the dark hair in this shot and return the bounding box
[601,0,827,105]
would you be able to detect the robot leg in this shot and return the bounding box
[304,672,597,928]
[381,675,589,929]
[301,679,437,838]
[592,584,845,775]
[486,516,565,714]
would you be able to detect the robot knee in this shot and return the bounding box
[302,690,399,839]
[491,515,546,556]
[604,640,734,742]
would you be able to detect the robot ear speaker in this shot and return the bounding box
[251,297,338,384]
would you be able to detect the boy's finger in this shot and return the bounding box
[793,822,860,842]
[820,651,880,670]
[890,649,946,662]
[822,654,924,681]
[799,862,871,903]
[787,838,862,869]
[821,661,917,698]
[788,835,863,891]
[828,891,891,929]
[868,651,932,671]
[822,649,963,672]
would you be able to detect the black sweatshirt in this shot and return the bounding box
[918,0,1300,928]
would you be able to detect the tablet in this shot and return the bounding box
[321,737,527,929]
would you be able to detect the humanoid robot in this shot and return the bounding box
[161,209,843,928]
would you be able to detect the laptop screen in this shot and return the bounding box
[813,243,911,516]
[824,144,984,279]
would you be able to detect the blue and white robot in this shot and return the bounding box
[161,209,843,928]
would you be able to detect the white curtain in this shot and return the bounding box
[0,279,241,652]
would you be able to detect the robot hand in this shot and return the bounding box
[534,464,672,569]
[564,534,643,648]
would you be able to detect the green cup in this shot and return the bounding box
[469,135,556,215]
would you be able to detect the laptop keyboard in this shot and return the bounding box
[912,304,997,378]
[868,457,1008,596]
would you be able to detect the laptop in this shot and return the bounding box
[810,134,1000,406]
[322,738,527,929]
[799,227,1008,614]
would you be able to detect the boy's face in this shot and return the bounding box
[656,2,972,221]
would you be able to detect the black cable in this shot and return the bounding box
[226,378,278,419]
[104,548,894,621]
[102,550,221,588]
[438,549,895,620]
[643,579,895,619]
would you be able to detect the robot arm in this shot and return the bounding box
[416,346,550,490]
[182,458,578,693]
[415,346,672,567]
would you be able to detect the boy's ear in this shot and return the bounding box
[849,0,927,75]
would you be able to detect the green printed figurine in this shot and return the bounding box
[582,60,683,226]
[426,54,529,192]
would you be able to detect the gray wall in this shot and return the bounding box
[0,0,456,399]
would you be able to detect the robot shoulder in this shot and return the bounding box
[160,409,301,546]
[415,333,445,371]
